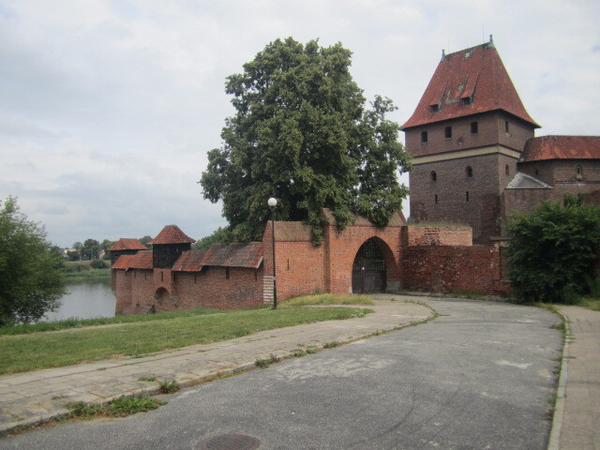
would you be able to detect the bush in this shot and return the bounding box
[90,259,108,269]
[506,195,600,303]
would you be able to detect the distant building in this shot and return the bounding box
[403,36,600,243]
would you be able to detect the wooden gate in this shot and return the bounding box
[352,239,386,294]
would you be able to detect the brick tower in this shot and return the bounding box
[403,37,539,243]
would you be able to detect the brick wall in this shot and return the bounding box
[174,267,263,310]
[324,223,402,295]
[401,226,472,247]
[403,244,510,295]
[409,153,504,241]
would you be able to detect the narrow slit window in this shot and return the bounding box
[470,121,478,135]
[466,191,470,202]
[434,194,438,204]
[225,267,230,280]
[466,166,473,178]
[505,121,510,133]
[505,165,510,176]
[421,131,428,143]
[430,171,437,182]
[445,126,452,139]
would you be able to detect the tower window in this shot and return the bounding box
[576,164,583,179]
[431,104,440,112]
[462,97,473,106]
[505,121,510,133]
[466,166,473,178]
[505,165,510,176]
[466,191,470,202]
[430,171,437,182]
[421,131,428,143]
[470,121,478,135]
[445,126,452,139]
[434,194,438,204]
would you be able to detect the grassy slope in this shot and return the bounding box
[0,303,371,375]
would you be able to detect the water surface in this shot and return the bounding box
[43,280,116,322]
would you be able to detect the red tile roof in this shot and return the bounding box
[148,225,195,245]
[172,250,206,272]
[112,251,153,270]
[107,238,147,252]
[201,242,263,269]
[403,41,539,129]
[521,136,600,162]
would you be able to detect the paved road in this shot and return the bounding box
[0,298,562,450]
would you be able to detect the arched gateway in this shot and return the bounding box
[352,238,388,294]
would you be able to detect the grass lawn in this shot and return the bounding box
[0,299,372,375]
[579,298,600,311]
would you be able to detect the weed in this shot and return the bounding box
[269,353,280,363]
[324,341,340,348]
[138,376,156,382]
[67,396,165,420]
[159,379,179,394]
[293,349,306,357]
[305,347,317,354]
[66,402,103,419]
[109,396,164,416]
[255,358,270,368]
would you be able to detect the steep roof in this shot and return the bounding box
[107,238,147,252]
[201,243,263,269]
[112,251,153,270]
[148,225,195,245]
[520,136,600,162]
[403,39,539,129]
[172,250,206,272]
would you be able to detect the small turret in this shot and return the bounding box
[148,225,195,269]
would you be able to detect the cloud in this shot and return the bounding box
[0,0,598,247]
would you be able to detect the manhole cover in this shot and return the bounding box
[196,434,260,450]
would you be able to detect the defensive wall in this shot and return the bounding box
[111,212,511,315]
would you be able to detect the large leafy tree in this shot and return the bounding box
[0,197,65,325]
[506,195,600,304]
[201,37,411,243]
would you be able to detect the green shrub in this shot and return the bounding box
[89,259,108,269]
[506,195,600,304]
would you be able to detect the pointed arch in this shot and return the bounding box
[351,237,397,294]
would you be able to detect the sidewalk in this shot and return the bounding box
[551,306,600,450]
[0,298,432,434]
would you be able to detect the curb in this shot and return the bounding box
[547,308,571,450]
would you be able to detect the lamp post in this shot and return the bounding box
[267,197,278,310]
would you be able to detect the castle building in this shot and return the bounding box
[403,36,600,243]
[110,38,599,314]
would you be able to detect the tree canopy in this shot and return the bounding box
[506,195,600,304]
[0,197,65,325]
[200,37,411,244]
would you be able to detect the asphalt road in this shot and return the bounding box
[0,298,562,450]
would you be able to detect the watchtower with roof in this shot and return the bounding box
[403,36,539,243]
[148,224,196,268]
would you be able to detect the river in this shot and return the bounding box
[43,279,116,322]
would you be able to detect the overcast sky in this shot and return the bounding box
[1,0,599,247]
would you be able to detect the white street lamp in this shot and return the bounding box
[268,198,278,309]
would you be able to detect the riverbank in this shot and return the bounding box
[0,295,373,374]
[63,261,111,282]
